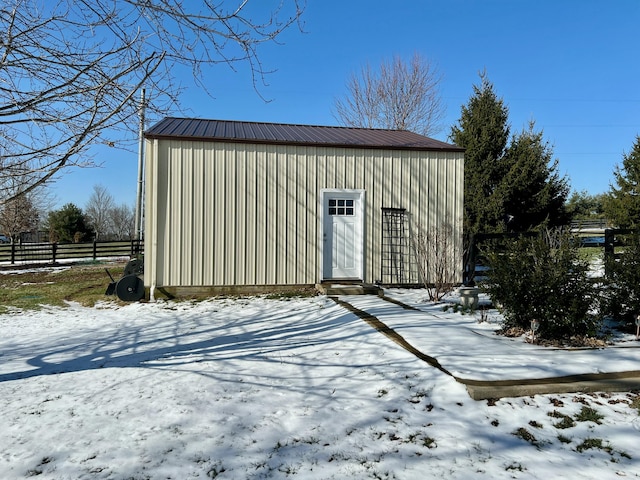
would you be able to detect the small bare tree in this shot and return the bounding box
[110,203,135,240]
[413,221,462,302]
[333,53,445,136]
[0,174,49,241]
[85,185,115,240]
[0,0,304,201]
[0,193,39,242]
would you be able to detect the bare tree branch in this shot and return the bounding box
[333,53,445,137]
[0,0,305,201]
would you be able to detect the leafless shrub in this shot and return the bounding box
[413,221,462,301]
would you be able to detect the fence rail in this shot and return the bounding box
[465,228,634,285]
[0,240,143,265]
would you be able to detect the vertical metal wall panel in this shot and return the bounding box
[234,146,246,285]
[289,146,305,282]
[364,150,377,282]
[180,142,193,285]
[168,141,183,285]
[210,143,222,285]
[273,146,284,283]
[145,139,464,288]
[191,143,203,285]
[243,144,257,284]
[307,147,321,282]
[225,145,237,284]
[279,147,293,283]
[265,145,277,284]
[157,142,169,284]
[144,138,160,289]
[254,147,266,284]
[295,148,306,282]
[202,146,215,285]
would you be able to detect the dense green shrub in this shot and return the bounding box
[602,233,640,325]
[482,229,599,340]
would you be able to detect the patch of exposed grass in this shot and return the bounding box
[573,438,631,461]
[263,288,318,300]
[512,427,538,446]
[422,436,436,448]
[557,434,572,444]
[0,262,127,312]
[629,393,640,415]
[548,410,576,429]
[505,462,525,472]
[576,438,607,453]
[577,246,601,263]
[575,406,604,425]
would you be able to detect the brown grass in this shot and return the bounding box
[0,261,127,312]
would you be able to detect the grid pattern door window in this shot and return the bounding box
[328,199,354,216]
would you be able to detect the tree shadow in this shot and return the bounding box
[0,299,375,384]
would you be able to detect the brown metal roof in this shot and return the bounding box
[145,117,464,152]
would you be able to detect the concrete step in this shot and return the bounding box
[315,283,382,296]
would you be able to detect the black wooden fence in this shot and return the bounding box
[0,240,143,265]
[464,228,632,285]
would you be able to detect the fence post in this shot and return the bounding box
[93,240,97,260]
[52,243,57,264]
[10,242,16,264]
[131,239,142,256]
[464,234,477,286]
[604,229,615,277]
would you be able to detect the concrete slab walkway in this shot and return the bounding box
[332,294,640,400]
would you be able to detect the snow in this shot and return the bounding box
[1,289,640,479]
[351,290,640,381]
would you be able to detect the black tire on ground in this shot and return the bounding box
[115,274,145,301]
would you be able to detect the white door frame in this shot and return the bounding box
[320,189,365,281]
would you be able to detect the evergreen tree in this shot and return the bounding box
[451,73,569,235]
[566,190,606,222]
[499,123,569,231]
[46,203,92,243]
[449,73,510,235]
[603,136,640,228]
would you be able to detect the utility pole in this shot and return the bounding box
[134,88,146,242]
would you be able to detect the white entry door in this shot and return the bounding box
[322,190,364,280]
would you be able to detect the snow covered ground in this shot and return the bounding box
[1,287,640,479]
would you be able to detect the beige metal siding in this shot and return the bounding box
[145,140,464,288]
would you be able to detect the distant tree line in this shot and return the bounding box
[561,136,640,230]
[0,184,134,243]
[46,185,135,243]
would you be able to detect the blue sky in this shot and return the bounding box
[52,0,640,209]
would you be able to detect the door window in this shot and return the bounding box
[328,199,355,216]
